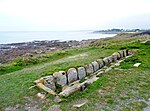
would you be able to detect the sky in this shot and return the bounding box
[0,0,150,31]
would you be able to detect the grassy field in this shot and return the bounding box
[0,33,150,111]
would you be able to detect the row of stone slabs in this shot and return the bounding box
[34,50,133,96]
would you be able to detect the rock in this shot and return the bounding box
[107,56,114,63]
[114,62,120,66]
[77,67,86,80]
[143,40,150,45]
[105,67,112,72]
[52,96,63,103]
[96,71,104,77]
[84,64,94,75]
[91,61,99,72]
[123,50,128,56]
[59,75,99,97]
[53,71,67,87]
[118,50,124,58]
[96,59,104,68]
[37,93,45,99]
[103,57,110,65]
[48,105,62,111]
[112,52,120,60]
[128,50,136,55]
[114,68,123,71]
[43,75,56,91]
[67,68,78,83]
[133,63,141,67]
[73,101,87,108]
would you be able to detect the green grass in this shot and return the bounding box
[0,34,150,111]
[0,47,106,75]
[59,43,150,111]
[0,46,117,110]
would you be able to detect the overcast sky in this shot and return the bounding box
[0,0,150,31]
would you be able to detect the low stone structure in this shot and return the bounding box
[34,50,134,97]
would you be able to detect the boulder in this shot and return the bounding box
[67,68,78,83]
[43,75,56,91]
[91,61,99,72]
[84,64,94,75]
[96,59,104,68]
[53,71,67,87]
[103,57,110,65]
[77,67,86,80]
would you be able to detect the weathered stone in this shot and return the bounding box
[123,50,127,57]
[96,59,104,68]
[128,50,134,55]
[53,71,67,87]
[77,67,86,80]
[73,101,87,108]
[37,93,45,99]
[118,50,124,58]
[112,52,120,61]
[133,63,141,67]
[91,61,99,72]
[59,75,99,97]
[105,67,112,72]
[84,64,94,75]
[96,71,104,77]
[107,56,114,63]
[103,57,110,65]
[43,75,56,91]
[67,68,78,83]
[143,40,150,45]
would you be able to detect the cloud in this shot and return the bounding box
[0,0,150,31]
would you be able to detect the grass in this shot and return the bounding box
[59,43,150,111]
[0,33,150,111]
[0,46,117,110]
[0,47,107,75]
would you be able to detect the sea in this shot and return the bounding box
[0,31,116,44]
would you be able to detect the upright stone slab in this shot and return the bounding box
[107,56,114,63]
[43,75,56,91]
[112,52,120,61]
[103,57,110,65]
[91,61,99,72]
[118,50,124,58]
[77,67,86,80]
[53,71,67,87]
[123,50,128,56]
[84,64,94,75]
[67,68,78,83]
[96,59,104,68]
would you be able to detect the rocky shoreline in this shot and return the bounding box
[0,39,97,64]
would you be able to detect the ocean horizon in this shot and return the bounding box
[0,31,116,44]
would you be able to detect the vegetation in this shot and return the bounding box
[0,33,150,110]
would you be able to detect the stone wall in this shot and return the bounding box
[34,50,134,96]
